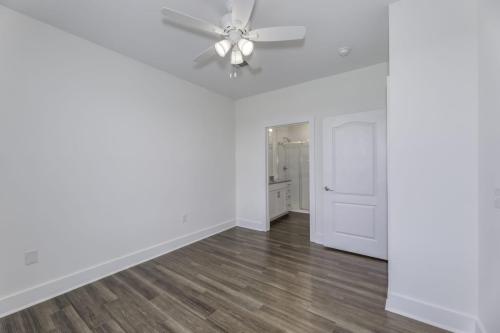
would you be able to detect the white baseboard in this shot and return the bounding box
[290,209,310,214]
[310,233,323,245]
[237,218,267,232]
[386,292,480,333]
[0,220,235,319]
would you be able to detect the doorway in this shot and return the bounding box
[266,122,311,242]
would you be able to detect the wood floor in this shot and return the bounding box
[0,213,447,333]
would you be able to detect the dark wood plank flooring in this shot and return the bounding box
[0,213,447,332]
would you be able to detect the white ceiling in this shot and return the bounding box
[0,0,394,99]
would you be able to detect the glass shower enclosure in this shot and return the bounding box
[279,142,309,212]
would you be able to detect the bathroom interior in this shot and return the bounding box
[267,123,310,234]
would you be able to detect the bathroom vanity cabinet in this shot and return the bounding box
[269,181,291,221]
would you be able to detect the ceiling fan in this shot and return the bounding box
[161,0,306,78]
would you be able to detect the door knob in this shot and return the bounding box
[324,186,335,192]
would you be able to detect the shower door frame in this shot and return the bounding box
[265,119,317,243]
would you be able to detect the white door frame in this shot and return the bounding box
[264,118,316,241]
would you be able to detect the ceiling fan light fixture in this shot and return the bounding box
[237,39,254,56]
[161,1,307,78]
[231,48,244,65]
[215,39,232,58]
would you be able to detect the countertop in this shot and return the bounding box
[269,179,291,185]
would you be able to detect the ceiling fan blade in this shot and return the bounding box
[162,8,225,37]
[194,46,217,64]
[247,26,306,42]
[232,0,255,29]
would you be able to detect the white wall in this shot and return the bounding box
[0,5,235,316]
[478,0,500,332]
[387,0,479,331]
[235,63,387,238]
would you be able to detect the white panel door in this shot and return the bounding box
[323,110,387,259]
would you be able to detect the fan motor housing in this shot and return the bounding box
[228,29,243,43]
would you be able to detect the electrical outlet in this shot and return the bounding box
[182,214,189,223]
[25,250,38,266]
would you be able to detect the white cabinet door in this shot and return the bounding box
[323,110,388,259]
[269,190,278,219]
[276,189,287,216]
[269,187,288,220]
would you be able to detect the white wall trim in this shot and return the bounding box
[386,292,480,333]
[310,233,323,245]
[290,209,310,214]
[237,218,267,232]
[475,319,487,333]
[264,118,316,239]
[0,220,235,319]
